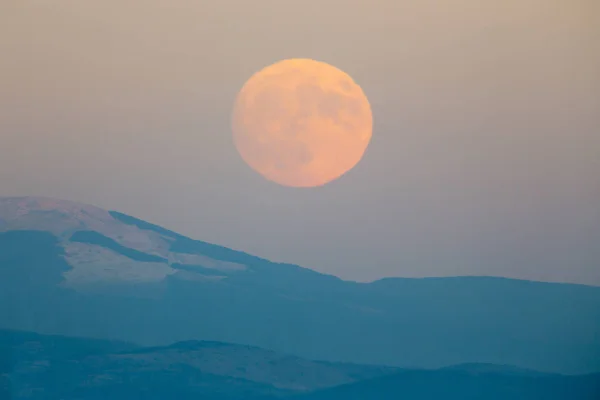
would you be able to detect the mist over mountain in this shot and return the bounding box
[1,329,400,399]
[2,329,599,400]
[296,369,600,400]
[1,196,600,375]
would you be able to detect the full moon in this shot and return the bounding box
[232,58,373,187]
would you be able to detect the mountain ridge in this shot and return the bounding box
[4,196,598,288]
[1,196,599,374]
[6,329,598,399]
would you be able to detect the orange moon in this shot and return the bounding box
[232,58,373,187]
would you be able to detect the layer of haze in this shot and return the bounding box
[1,0,599,285]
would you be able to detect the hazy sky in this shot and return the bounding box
[1,0,599,285]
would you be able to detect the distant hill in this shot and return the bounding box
[2,330,598,400]
[0,329,398,399]
[1,196,600,374]
[296,369,600,400]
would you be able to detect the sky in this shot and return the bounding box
[1,0,599,285]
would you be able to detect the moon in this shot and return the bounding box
[232,58,373,187]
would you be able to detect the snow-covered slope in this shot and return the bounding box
[0,196,246,285]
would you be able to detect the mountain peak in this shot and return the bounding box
[0,196,112,235]
[2,196,600,375]
[0,196,250,286]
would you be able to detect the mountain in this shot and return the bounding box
[2,329,598,400]
[296,369,600,400]
[1,196,600,374]
[1,329,398,399]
